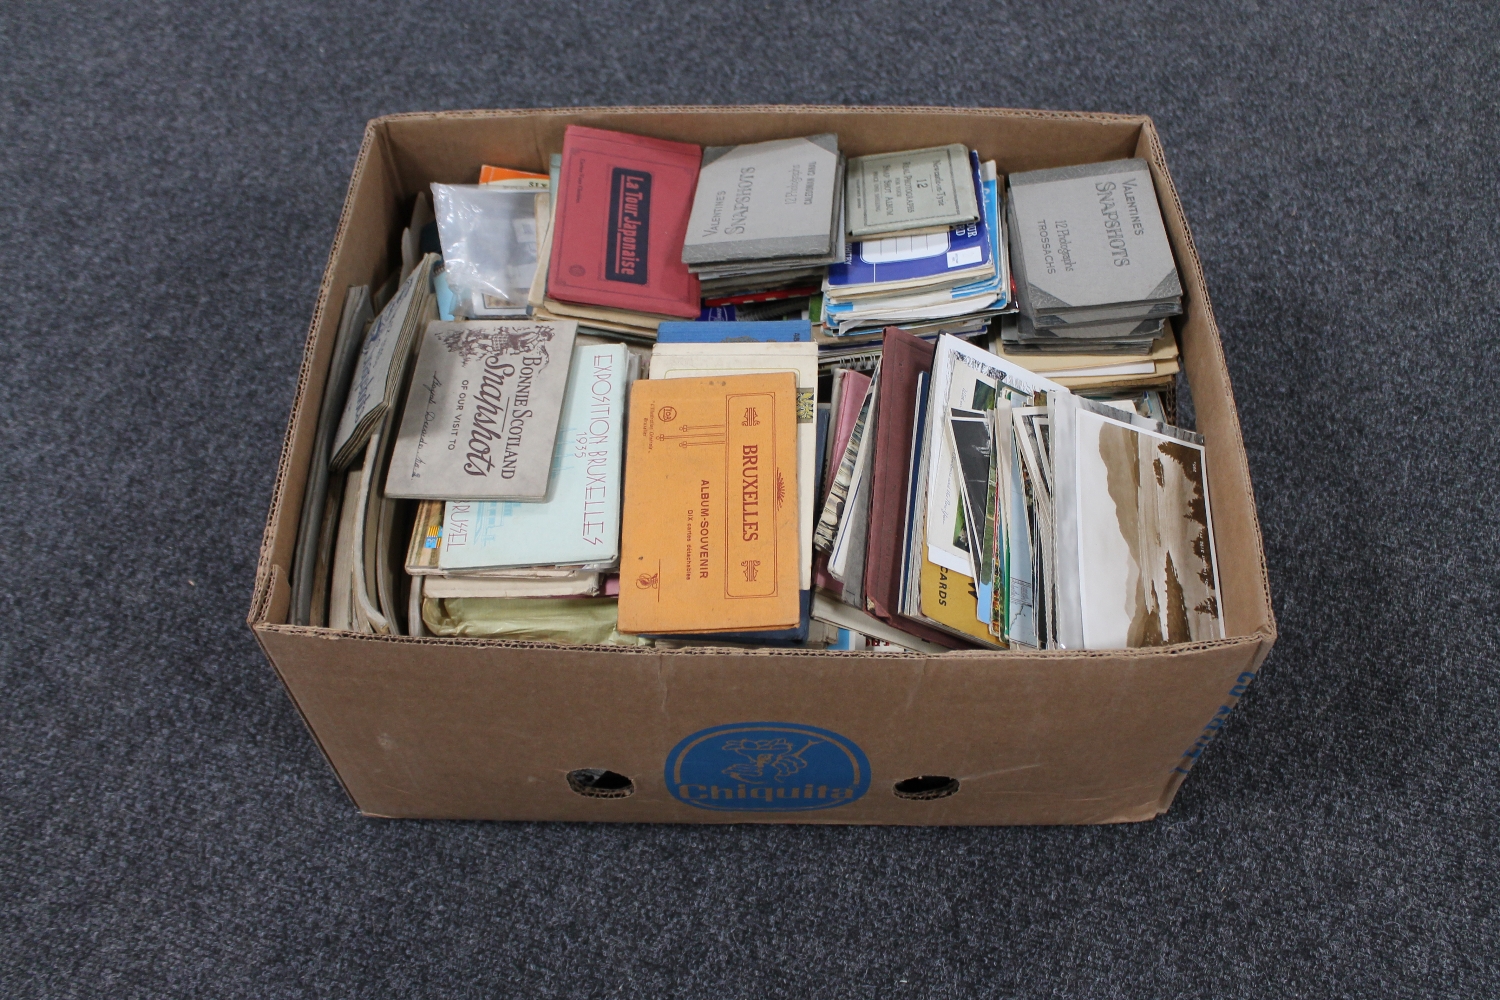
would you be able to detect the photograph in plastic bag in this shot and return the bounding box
[431,184,542,316]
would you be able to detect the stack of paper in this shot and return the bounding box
[300,124,1226,655]
[399,341,640,640]
[1006,158,1183,354]
[680,135,845,326]
[540,126,705,339]
[289,284,374,626]
[320,256,442,637]
[820,152,1011,346]
[868,333,1221,651]
[990,320,1181,390]
[811,361,877,610]
[329,255,439,471]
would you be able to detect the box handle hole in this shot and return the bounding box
[566,768,635,798]
[893,775,959,800]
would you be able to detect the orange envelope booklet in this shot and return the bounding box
[619,373,800,634]
[478,165,548,187]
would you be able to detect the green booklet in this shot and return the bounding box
[844,143,980,239]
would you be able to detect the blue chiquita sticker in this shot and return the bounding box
[665,722,871,811]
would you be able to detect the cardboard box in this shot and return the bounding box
[248,107,1276,825]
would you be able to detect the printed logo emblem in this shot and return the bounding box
[665,722,871,811]
[657,405,678,422]
[741,406,761,427]
[795,387,816,423]
[740,559,761,582]
[605,167,652,285]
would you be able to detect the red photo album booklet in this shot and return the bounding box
[547,125,702,318]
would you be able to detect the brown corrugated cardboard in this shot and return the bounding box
[249,107,1276,825]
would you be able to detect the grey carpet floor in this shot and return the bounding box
[3,2,1497,997]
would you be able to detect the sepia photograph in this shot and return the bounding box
[1072,403,1223,648]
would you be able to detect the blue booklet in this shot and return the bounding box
[824,165,1004,325]
[657,319,812,343]
[830,628,861,651]
[942,165,1007,307]
[826,152,990,291]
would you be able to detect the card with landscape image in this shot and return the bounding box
[1064,398,1224,648]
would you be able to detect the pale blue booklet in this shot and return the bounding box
[439,343,630,571]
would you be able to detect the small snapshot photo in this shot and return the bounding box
[1073,406,1223,648]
